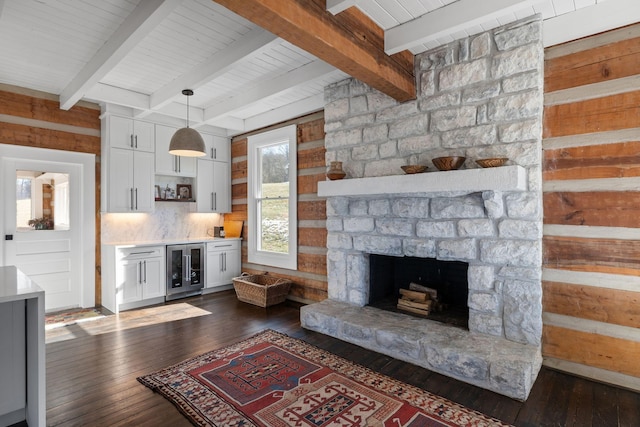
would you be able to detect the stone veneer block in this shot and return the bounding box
[301,300,542,400]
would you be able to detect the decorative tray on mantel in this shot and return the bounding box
[317,165,526,198]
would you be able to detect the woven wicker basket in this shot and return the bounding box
[232,273,292,307]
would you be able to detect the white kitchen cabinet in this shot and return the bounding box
[202,133,230,162]
[196,158,230,213]
[155,124,197,177]
[102,245,166,313]
[205,239,241,291]
[108,115,154,152]
[107,148,154,212]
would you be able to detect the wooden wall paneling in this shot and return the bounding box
[298,145,327,169]
[298,173,325,195]
[231,138,247,158]
[298,253,327,275]
[543,281,640,328]
[232,182,247,199]
[545,36,640,93]
[297,118,325,143]
[0,90,100,129]
[0,122,100,154]
[543,325,640,378]
[231,159,247,180]
[543,236,640,276]
[543,141,640,180]
[298,227,327,247]
[544,91,640,138]
[544,191,640,227]
[298,200,326,221]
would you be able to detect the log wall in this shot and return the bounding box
[543,24,640,390]
[0,84,102,302]
[229,112,328,302]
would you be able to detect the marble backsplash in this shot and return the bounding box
[101,204,223,243]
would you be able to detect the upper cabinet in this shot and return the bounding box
[202,134,230,163]
[154,124,197,177]
[108,116,154,152]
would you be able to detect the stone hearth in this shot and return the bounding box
[302,15,544,400]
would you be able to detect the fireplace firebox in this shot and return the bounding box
[368,255,469,328]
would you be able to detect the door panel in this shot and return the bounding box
[3,158,83,311]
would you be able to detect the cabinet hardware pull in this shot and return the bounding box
[130,188,134,210]
[135,188,138,210]
[223,252,226,272]
[220,253,223,272]
[135,134,138,148]
[215,244,232,248]
[130,134,134,147]
[129,251,155,255]
[139,261,142,284]
[143,260,147,283]
[211,147,214,159]
[214,192,217,210]
[214,148,217,159]
[211,192,214,211]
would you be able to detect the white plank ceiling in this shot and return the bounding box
[0,0,637,136]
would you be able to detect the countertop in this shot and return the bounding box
[0,265,45,303]
[102,237,241,247]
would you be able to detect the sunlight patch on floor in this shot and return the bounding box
[46,302,212,344]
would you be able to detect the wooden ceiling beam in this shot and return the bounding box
[212,0,416,103]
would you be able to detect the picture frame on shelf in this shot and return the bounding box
[177,184,192,200]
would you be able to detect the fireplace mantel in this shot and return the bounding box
[318,165,527,198]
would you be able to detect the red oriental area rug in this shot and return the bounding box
[138,330,511,427]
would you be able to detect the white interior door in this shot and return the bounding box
[1,145,95,312]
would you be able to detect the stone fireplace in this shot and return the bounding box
[301,15,544,400]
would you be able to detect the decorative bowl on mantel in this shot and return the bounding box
[401,165,428,174]
[476,157,508,168]
[432,156,466,171]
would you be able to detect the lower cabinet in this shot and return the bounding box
[102,245,166,313]
[205,239,241,291]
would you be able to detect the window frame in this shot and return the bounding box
[247,125,297,270]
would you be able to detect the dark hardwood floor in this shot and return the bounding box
[43,291,640,426]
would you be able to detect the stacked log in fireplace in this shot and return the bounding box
[397,282,444,317]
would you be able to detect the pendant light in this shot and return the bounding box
[169,89,206,157]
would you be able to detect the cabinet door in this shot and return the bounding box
[142,257,165,299]
[196,159,214,212]
[109,116,135,149]
[133,120,155,152]
[155,124,197,176]
[109,117,154,152]
[120,260,142,305]
[221,249,240,284]
[202,134,230,162]
[108,148,134,212]
[206,251,223,288]
[133,151,154,212]
[213,161,230,213]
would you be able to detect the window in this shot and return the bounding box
[247,125,297,270]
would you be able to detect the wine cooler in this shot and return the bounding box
[166,243,205,300]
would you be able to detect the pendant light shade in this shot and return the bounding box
[169,89,206,157]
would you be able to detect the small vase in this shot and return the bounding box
[327,161,346,180]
